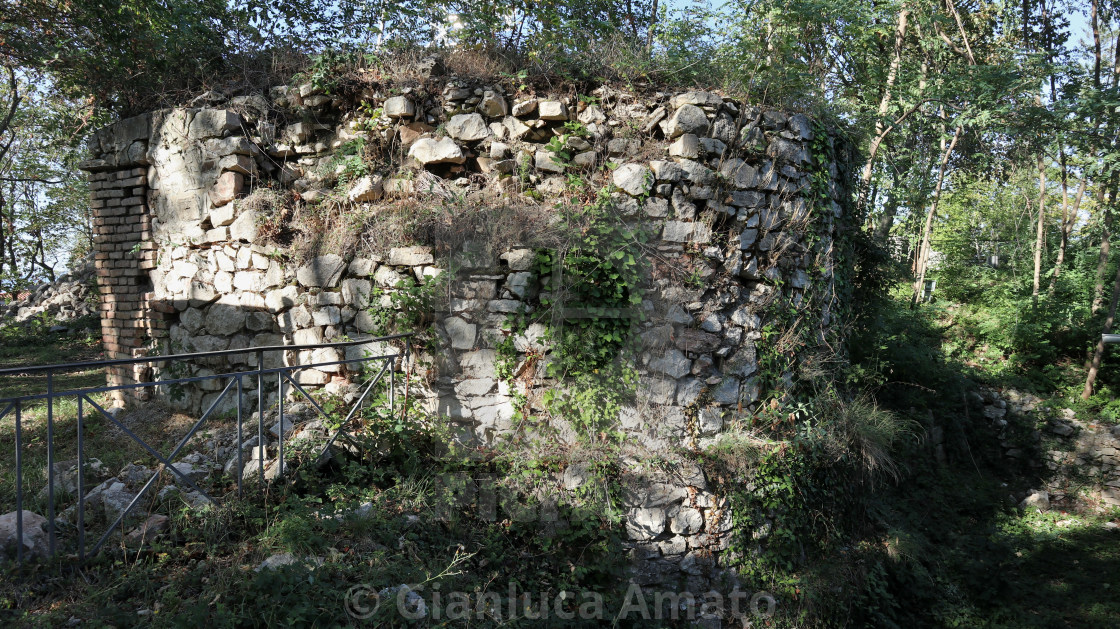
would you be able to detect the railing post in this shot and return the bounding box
[257,350,264,487]
[77,396,85,561]
[46,370,56,557]
[14,400,23,565]
[277,366,284,479]
[236,375,243,498]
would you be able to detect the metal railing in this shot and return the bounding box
[0,333,412,564]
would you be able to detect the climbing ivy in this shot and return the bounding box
[534,187,648,378]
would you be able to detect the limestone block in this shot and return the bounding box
[625,507,667,540]
[348,257,377,276]
[219,154,254,175]
[453,280,497,300]
[487,299,521,313]
[613,163,654,197]
[643,197,669,218]
[189,109,241,139]
[670,91,723,108]
[242,311,271,332]
[204,303,246,336]
[676,378,705,407]
[739,229,758,250]
[500,249,534,271]
[347,175,384,203]
[296,255,346,288]
[353,311,377,333]
[341,278,372,309]
[668,134,699,159]
[398,122,431,148]
[180,307,204,333]
[537,101,569,120]
[666,105,709,138]
[455,378,494,397]
[767,137,808,164]
[312,306,341,326]
[649,349,691,379]
[473,399,514,429]
[229,209,259,242]
[503,116,531,140]
[511,99,537,117]
[232,271,263,292]
[572,150,597,168]
[670,508,704,535]
[478,91,508,117]
[650,160,684,182]
[447,113,491,141]
[644,377,677,405]
[444,317,477,350]
[297,369,330,385]
[460,350,497,379]
[720,158,759,188]
[534,150,565,173]
[208,171,243,207]
[373,265,403,288]
[408,138,465,165]
[388,246,434,266]
[505,272,535,299]
[724,344,758,378]
[0,510,50,559]
[699,408,724,433]
[669,190,695,220]
[677,159,716,185]
[310,347,342,372]
[662,221,712,244]
[209,203,236,227]
[292,327,323,345]
[192,335,230,353]
[578,105,606,124]
[790,113,813,140]
[383,96,415,119]
[206,227,230,243]
[265,286,298,313]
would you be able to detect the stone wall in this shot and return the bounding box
[975,388,1120,510]
[79,70,855,587]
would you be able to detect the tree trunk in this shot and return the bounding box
[875,187,901,242]
[911,126,961,307]
[645,0,659,56]
[1093,183,1115,315]
[1083,260,1120,399]
[857,7,909,217]
[1032,153,1046,307]
[1048,156,1085,295]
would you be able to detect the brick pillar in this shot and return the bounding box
[86,166,157,405]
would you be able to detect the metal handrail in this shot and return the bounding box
[1,332,414,564]
[0,332,414,378]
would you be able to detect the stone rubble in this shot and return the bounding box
[0,256,98,328]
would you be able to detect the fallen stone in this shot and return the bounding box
[0,510,49,559]
[1020,490,1050,512]
[347,175,384,203]
[383,96,415,119]
[409,137,465,165]
[446,113,491,141]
